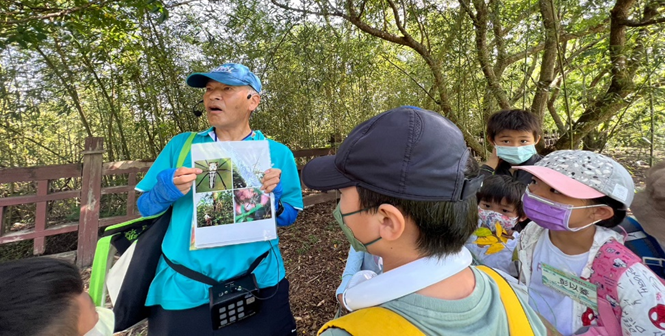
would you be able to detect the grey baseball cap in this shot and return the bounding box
[301,106,482,201]
[514,150,635,207]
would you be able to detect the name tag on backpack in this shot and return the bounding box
[541,263,598,311]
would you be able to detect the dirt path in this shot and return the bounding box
[279,201,347,334]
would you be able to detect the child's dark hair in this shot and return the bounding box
[356,157,479,258]
[486,109,542,142]
[477,175,527,219]
[589,196,627,228]
[0,258,83,336]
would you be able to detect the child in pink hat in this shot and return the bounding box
[514,150,665,335]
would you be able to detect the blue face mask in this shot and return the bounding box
[495,144,537,165]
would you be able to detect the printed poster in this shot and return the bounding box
[190,140,276,249]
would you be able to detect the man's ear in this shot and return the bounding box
[375,204,406,241]
[249,94,260,112]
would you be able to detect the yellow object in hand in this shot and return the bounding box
[472,221,508,255]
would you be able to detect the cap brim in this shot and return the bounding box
[301,155,356,191]
[513,165,605,199]
[186,73,247,88]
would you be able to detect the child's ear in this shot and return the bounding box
[592,206,614,221]
[518,215,528,222]
[534,135,541,145]
[376,204,406,241]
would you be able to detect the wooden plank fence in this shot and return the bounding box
[0,138,337,267]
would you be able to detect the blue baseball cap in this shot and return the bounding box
[186,63,262,93]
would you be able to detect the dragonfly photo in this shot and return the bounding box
[194,158,233,192]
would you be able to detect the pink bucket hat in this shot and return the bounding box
[513,150,635,208]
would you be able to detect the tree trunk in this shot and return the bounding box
[72,39,131,159]
[554,0,655,149]
[34,46,94,138]
[530,0,559,120]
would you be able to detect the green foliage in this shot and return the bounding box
[0,0,664,168]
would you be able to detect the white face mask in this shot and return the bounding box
[84,307,115,336]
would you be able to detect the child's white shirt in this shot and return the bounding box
[518,223,665,336]
[527,231,589,335]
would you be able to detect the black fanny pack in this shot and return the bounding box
[163,251,269,330]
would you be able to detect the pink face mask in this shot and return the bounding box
[478,208,518,231]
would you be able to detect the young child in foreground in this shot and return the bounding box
[0,258,115,336]
[515,150,665,335]
[465,175,527,277]
[302,106,547,336]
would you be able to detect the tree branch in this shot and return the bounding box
[502,21,608,66]
[380,55,439,104]
[619,16,665,27]
[165,0,201,8]
[2,0,110,25]
[385,0,409,38]
[466,0,511,109]
[458,0,478,24]
[530,0,559,119]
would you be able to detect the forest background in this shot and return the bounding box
[2,0,664,169]
[2,1,665,334]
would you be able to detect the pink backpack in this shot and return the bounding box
[577,240,665,335]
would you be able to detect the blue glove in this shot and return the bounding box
[272,181,283,206]
[271,181,298,227]
[137,168,185,216]
[276,202,298,227]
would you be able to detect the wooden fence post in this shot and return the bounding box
[33,180,48,255]
[77,138,105,267]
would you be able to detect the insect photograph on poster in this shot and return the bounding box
[190,140,276,249]
[194,158,233,192]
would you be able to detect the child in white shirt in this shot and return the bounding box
[514,150,665,335]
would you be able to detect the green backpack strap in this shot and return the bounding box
[89,132,196,307]
[177,132,197,168]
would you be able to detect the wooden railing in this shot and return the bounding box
[0,133,560,267]
[0,138,337,267]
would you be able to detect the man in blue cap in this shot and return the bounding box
[135,63,302,335]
